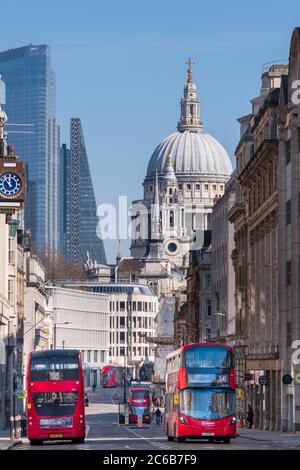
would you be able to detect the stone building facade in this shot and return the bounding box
[277,27,300,432]
[211,173,236,343]
[228,64,287,430]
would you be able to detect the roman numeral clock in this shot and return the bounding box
[0,157,26,212]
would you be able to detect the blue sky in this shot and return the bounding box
[1,0,299,261]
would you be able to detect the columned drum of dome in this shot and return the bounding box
[130,60,233,267]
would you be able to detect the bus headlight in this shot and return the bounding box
[231,417,237,424]
[179,416,187,425]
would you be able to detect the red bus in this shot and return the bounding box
[128,388,151,424]
[165,343,237,443]
[26,349,85,446]
[101,365,124,388]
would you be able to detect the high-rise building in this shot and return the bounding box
[60,118,106,265]
[0,44,60,253]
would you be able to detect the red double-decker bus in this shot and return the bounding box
[165,343,237,443]
[26,349,85,446]
[101,365,124,388]
[128,388,151,424]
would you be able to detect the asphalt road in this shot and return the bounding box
[12,386,300,450]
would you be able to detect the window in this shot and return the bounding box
[8,238,14,264]
[87,350,91,362]
[213,184,217,191]
[196,183,200,190]
[120,301,125,311]
[206,276,212,289]
[170,210,174,228]
[204,184,209,191]
[220,185,223,191]
[120,332,125,343]
[205,300,212,318]
[94,351,98,362]
[286,140,291,164]
[8,279,14,304]
[169,188,172,195]
[206,328,212,338]
[187,184,191,191]
[286,260,292,286]
[120,317,125,328]
[120,347,125,356]
[138,302,142,311]
[286,199,291,225]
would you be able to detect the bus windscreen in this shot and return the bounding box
[30,355,79,381]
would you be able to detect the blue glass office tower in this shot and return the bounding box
[60,119,106,265]
[0,45,60,252]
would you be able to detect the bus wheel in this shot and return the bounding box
[72,437,85,444]
[29,439,43,446]
[174,426,185,443]
[223,437,231,444]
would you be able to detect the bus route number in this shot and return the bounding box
[147,454,197,465]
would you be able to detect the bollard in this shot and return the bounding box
[15,415,21,439]
[10,416,15,440]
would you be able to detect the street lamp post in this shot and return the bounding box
[123,353,127,403]
[53,322,71,349]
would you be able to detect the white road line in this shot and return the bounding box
[111,389,118,406]
[86,436,164,441]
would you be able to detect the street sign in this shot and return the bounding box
[258,375,269,386]
[282,374,293,385]
[237,388,245,400]
[294,372,300,385]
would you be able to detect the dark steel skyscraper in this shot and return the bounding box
[0,44,60,252]
[60,118,106,265]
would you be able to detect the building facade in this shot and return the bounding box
[229,64,287,430]
[45,286,110,386]
[0,45,60,253]
[60,118,106,265]
[90,284,157,379]
[278,27,300,432]
[211,172,236,342]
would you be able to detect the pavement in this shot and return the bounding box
[238,427,300,446]
[0,431,22,451]
[5,386,300,450]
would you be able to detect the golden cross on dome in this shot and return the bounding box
[186,58,195,81]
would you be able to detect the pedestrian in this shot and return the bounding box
[246,404,254,429]
[92,383,96,392]
[154,407,162,425]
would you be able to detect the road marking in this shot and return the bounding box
[111,389,118,406]
[86,437,165,441]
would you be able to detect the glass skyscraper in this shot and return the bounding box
[0,44,60,252]
[60,118,106,265]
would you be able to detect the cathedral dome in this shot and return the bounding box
[146,129,232,177]
[146,59,232,179]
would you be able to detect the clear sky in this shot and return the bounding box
[1,0,299,261]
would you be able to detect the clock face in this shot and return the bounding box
[0,173,22,198]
